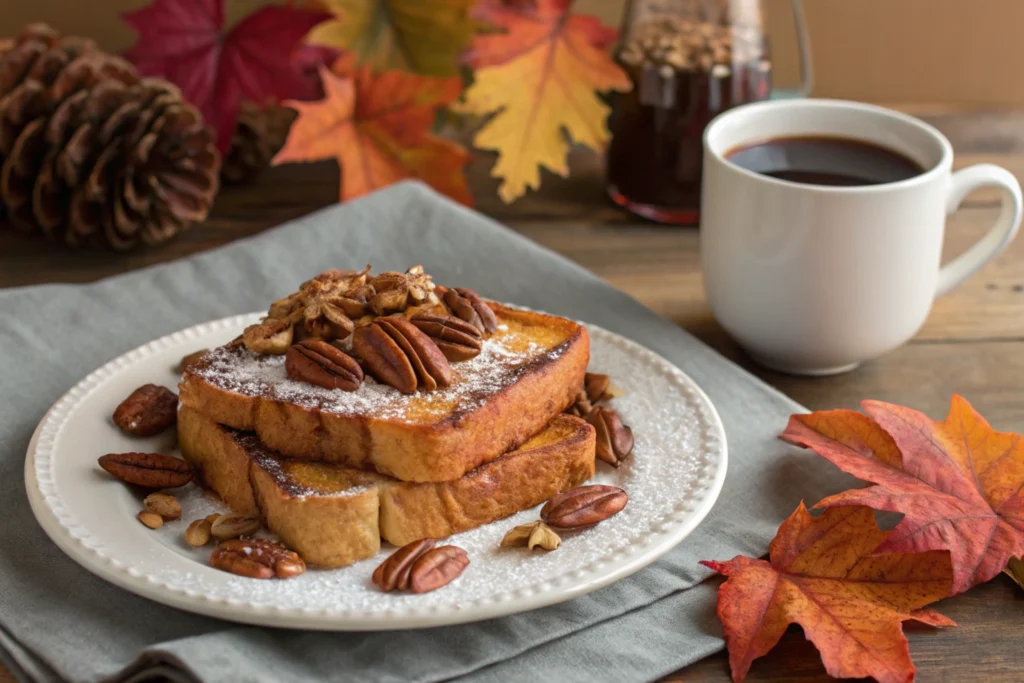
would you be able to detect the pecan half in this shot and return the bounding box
[409,313,483,362]
[584,373,613,404]
[177,349,210,374]
[285,339,363,391]
[565,388,593,418]
[441,287,498,336]
[409,545,470,594]
[98,452,194,489]
[540,485,628,529]
[352,317,452,394]
[586,406,634,468]
[209,539,306,579]
[112,384,178,436]
[372,538,436,592]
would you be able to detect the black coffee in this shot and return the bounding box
[725,135,924,187]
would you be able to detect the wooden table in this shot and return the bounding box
[2,105,1022,682]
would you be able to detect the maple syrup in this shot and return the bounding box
[605,1,773,224]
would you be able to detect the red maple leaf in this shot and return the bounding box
[122,0,334,153]
[702,505,954,683]
[781,394,1024,594]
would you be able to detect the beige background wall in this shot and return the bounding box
[2,0,1019,105]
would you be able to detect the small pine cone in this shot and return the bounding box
[221,101,296,185]
[0,23,220,250]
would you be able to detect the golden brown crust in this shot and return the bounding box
[177,407,595,567]
[179,303,590,482]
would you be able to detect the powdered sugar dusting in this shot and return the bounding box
[193,334,561,423]
[142,324,724,612]
[37,312,726,627]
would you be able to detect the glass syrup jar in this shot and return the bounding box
[606,0,811,225]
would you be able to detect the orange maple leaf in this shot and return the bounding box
[457,0,631,203]
[781,394,1024,595]
[272,60,472,204]
[702,505,954,683]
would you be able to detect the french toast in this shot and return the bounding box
[178,406,596,567]
[179,303,590,482]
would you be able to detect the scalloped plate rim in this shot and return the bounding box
[24,311,728,631]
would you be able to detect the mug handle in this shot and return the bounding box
[936,164,1023,296]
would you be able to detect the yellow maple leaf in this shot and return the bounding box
[272,63,472,204]
[457,0,631,203]
[305,0,476,76]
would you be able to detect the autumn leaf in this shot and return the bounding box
[456,0,631,203]
[781,395,1024,595]
[702,504,954,683]
[305,0,477,76]
[1005,556,1024,590]
[272,61,472,204]
[123,0,334,153]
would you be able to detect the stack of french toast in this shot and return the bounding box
[177,265,601,567]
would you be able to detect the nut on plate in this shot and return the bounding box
[541,485,628,529]
[586,406,634,468]
[352,317,452,394]
[285,339,363,391]
[372,538,436,592]
[408,545,470,594]
[372,539,470,594]
[185,518,213,547]
[98,452,194,489]
[143,492,181,520]
[177,349,210,374]
[210,513,262,540]
[501,521,562,551]
[583,372,613,403]
[112,384,178,436]
[137,510,163,529]
[210,538,306,579]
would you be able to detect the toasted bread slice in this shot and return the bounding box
[178,406,596,567]
[179,303,589,482]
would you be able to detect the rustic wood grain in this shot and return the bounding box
[3,106,1024,682]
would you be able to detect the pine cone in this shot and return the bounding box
[0,23,220,250]
[222,101,295,185]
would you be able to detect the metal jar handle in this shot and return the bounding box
[771,0,814,99]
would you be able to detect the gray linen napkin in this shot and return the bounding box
[0,182,854,683]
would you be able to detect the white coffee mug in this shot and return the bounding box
[700,99,1023,375]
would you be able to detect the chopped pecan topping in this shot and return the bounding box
[241,317,294,355]
[409,313,483,362]
[368,265,438,316]
[243,265,445,354]
[352,317,453,394]
[285,340,363,391]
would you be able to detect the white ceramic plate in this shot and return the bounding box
[25,313,727,631]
